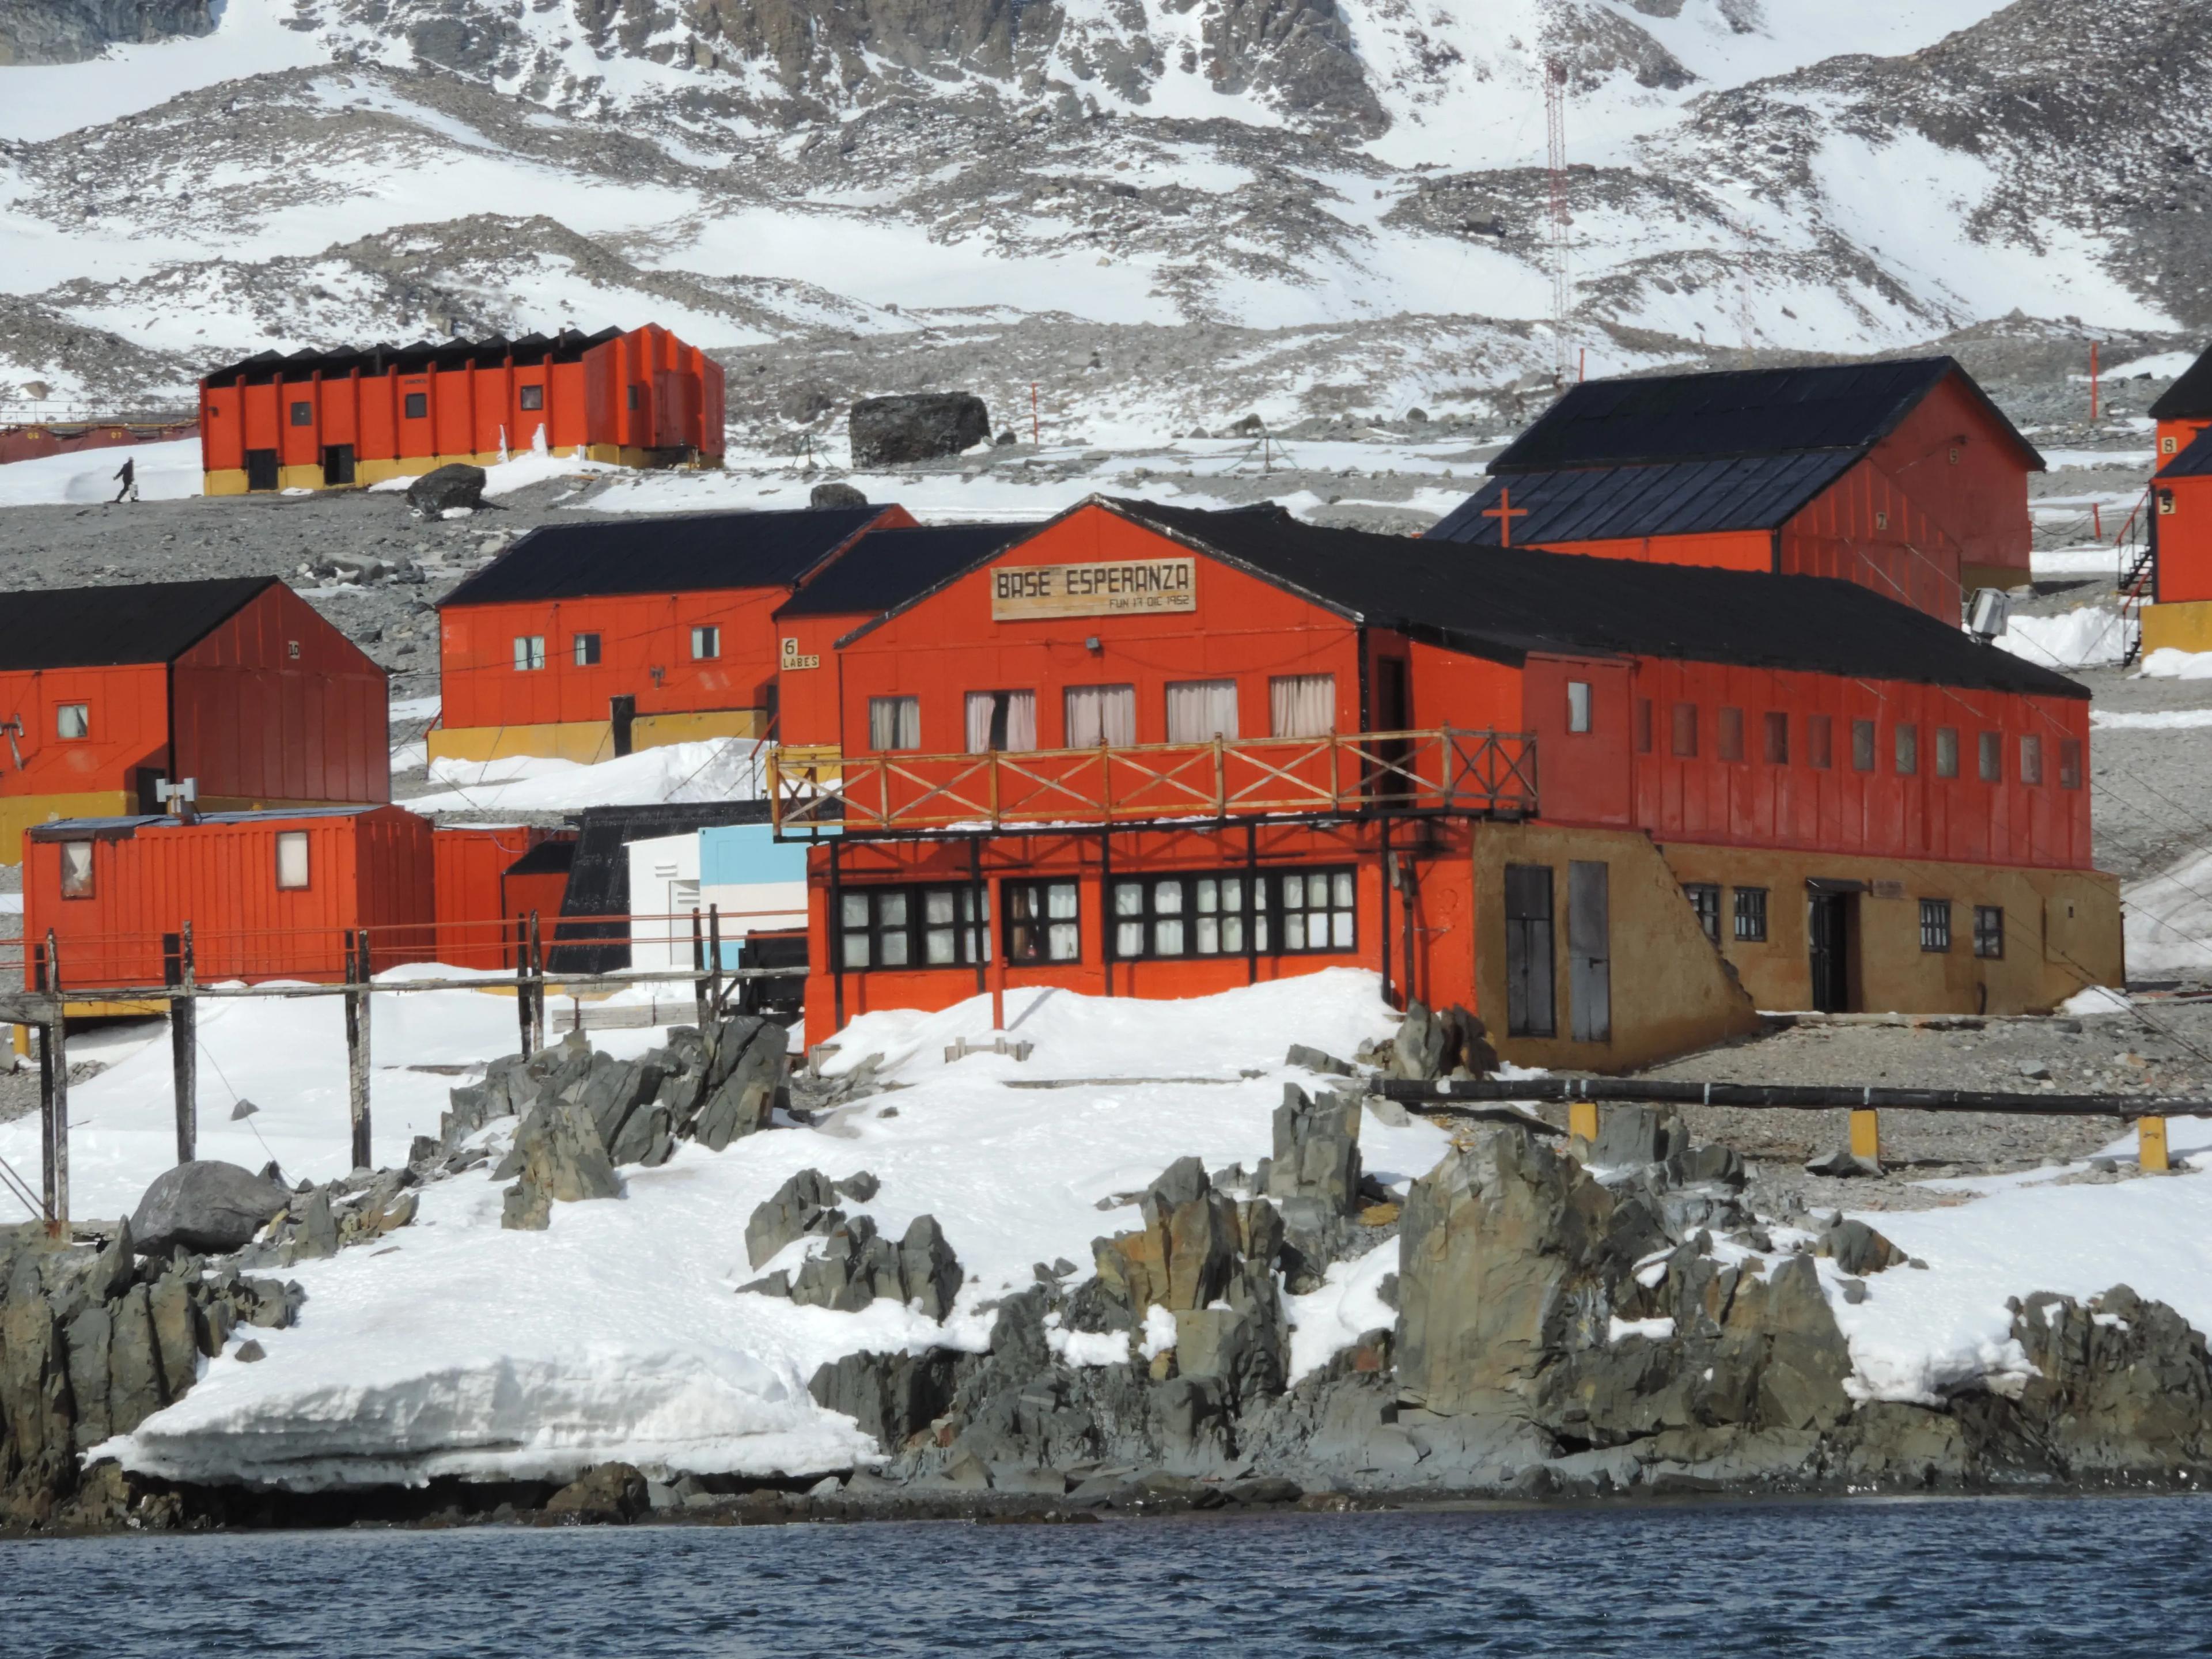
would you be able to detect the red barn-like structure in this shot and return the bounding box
[0,577,388,863]
[1431,358,2041,622]
[198,325,725,495]
[433,504,911,764]
[24,805,434,991]
[770,499,2118,1068]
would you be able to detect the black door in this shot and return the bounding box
[322,444,355,486]
[1504,863,1555,1037]
[1808,891,1851,1013]
[609,695,637,758]
[1568,859,1611,1043]
[245,449,279,491]
[1374,655,1411,798]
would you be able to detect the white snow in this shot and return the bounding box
[2104,351,2199,381]
[1995,604,2128,671]
[1283,1241,1399,1384]
[0,894,21,915]
[2139,648,2212,681]
[2122,849,2212,976]
[2057,985,2131,1016]
[68,970,1450,1487]
[404,740,766,814]
[0,438,202,506]
[2089,707,2212,731]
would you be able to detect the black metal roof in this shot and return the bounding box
[2160,429,2212,479]
[440,508,892,608]
[2149,346,2212,420]
[27,805,389,840]
[503,838,577,877]
[1425,452,1855,546]
[0,576,276,671]
[1490,357,2041,472]
[1104,501,2086,700]
[778,522,1044,620]
[199,328,623,388]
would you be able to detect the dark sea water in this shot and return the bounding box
[8,1496,2210,1657]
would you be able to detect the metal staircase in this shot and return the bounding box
[2116,488,2154,666]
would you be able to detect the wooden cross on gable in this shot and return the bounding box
[1480,486,1529,547]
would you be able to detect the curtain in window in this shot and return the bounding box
[1065,684,1137,748]
[869,696,920,752]
[1166,679,1238,743]
[1268,675,1335,739]
[965,691,1037,752]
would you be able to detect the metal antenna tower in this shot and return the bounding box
[1543,56,1572,384]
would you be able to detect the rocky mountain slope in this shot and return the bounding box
[0,0,2197,440]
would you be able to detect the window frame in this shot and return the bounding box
[868,695,921,753]
[1566,680,1593,734]
[1733,887,1768,943]
[573,632,601,668]
[690,624,721,662]
[1920,898,1952,953]
[1003,879,1082,964]
[1683,881,1722,944]
[1895,722,1918,777]
[1165,678,1240,744]
[1850,719,1876,774]
[289,400,313,427]
[513,635,546,672]
[59,839,94,900]
[518,383,545,411]
[1109,866,1355,962]
[2059,737,2082,790]
[1268,673,1336,740]
[403,391,428,419]
[838,883,989,972]
[1066,683,1138,748]
[2020,733,2044,786]
[54,702,89,741]
[1972,905,2005,960]
[1635,698,1654,755]
[1978,731,2002,783]
[1935,726,1960,779]
[1762,711,1789,766]
[1808,713,1833,771]
[275,830,310,892]
[1671,702,1698,759]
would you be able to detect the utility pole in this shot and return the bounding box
[2089,341,2101,425]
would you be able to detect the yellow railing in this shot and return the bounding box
[768,728,1537,837]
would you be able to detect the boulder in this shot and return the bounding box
[1386,999,1497,1081]
[809,480,869,509]
[129,1161,291,1256]
[745,1168,846,1269]
[1815,1219,1906,1277]
[849,392,990,467]
[1805,1146,1880,1179]
[897,1214,964,1319]
[1589,1107,1683,1170]
[543,1461,649,1524]
[782,1211,965,1317]
[808,1347,963,1450]
[514,1099,620,1204]
[1262,1085,1363,1215]
[405,463,486,517]
[2007,1286,2212,1474]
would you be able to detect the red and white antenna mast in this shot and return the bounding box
[1543,56,1573,385]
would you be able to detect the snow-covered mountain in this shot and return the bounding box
[0,0,2196,441]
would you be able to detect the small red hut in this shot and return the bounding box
[197,324,725,495]
[1430,358,2042,622]
[23,805,435,992]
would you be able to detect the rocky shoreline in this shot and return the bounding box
[6,1009,2212,1538]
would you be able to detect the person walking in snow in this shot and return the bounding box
[111,456,137,503]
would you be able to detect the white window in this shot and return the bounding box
[1269,675,1336,739]
[55,703,89,740]
[1166,679,1238,743]
[275,831,310,891]
[1566,681,1592,734]
[868,695,921,752]
[513,635,546,672]
[1065,684,1136,748]
[59,839,94,899]
[691,625,720,661]
[573,632,601,667]
[965,690,1037,753]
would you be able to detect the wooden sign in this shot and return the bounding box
[991,558,1196,621]
[779,637,820,671]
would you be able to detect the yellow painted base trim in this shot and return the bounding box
[0,791,133,865]
[204,469,249,497]
[277,464,327,490]
[62,999,166,1020]
[2141,601,2212,657]
[209,448,721,495]
[2140,1115,2170,1173]
[430,722,618,766]
[632,709,768,747]
[1849,1108,1882,1165]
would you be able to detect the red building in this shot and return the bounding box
[0,577,388,863]
[432,824,576,968]
[198,325,725,495]
[1430,358,2042,622]
[2151,349,2212,464]
[24,805,435,992]
[771,498,2118,1068]
[433,503,912,765]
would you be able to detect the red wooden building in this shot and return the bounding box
[0,577,388,863]
[770,498,2118,1069]
[1430,358,2042,622]
[2150,347,2212,464]
[198,325,725,495]
[23,805,434,992]
[433,503,912,764]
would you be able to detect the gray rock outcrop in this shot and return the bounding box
[753,1211,965,1318]
[501,1099,620,1232]
[128,1162,291,1257]
[543,1461,649,1524]
[849,392,989,467]
[404,463,486,517]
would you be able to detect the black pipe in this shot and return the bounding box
[1374,1075,2199,1120]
